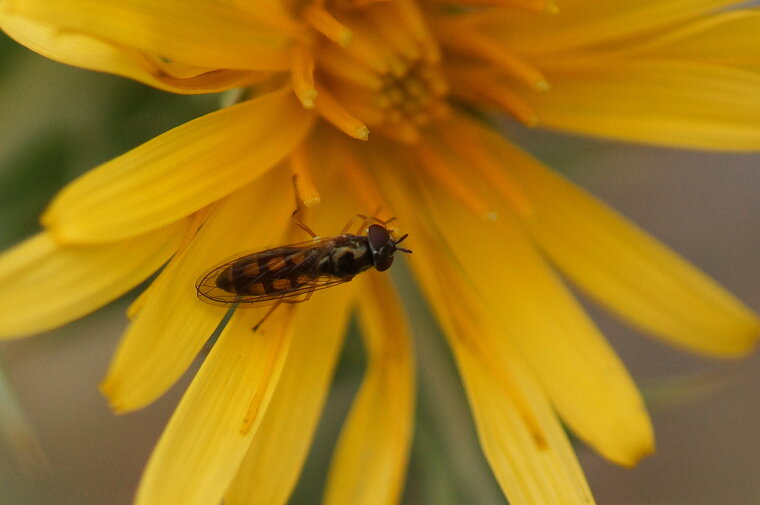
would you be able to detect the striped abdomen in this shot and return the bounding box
[215,247,319,296]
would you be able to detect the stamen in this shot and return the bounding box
[342,148,389,211]
[350,15,409,77]
[318,46,384,90]
[448,69,538,126]
[418,65,449,97]
[291,45,318,108]
[342,0,392,7]
[378,121,420,144]
[314,86,370,140]
[437,26,550,91]
[427,100,452,120]
[340,29,393,74]
[427,0,559,14]
[416,143,496,220]
[365,3,423,63]
[289,147,321,207]
[389,0,441,63]
[440,122,534,218]
[303,4,354,46]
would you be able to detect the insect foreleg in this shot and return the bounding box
[350,214,397,235]
[251,290,315,332]
[290,175,320,239]
[252,301,282,332]
[282,288,315,304]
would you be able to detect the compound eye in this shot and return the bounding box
[367,224,391,253]
[374,254,394,272]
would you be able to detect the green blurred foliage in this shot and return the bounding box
[0,32,219,247]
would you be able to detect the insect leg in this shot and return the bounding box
[290,175,319,239]
[282,288,315,304]
[352,215,397,235]
[252,301,282,332]
[340,214,363,234]
[251,290,315,332]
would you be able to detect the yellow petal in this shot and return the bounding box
[43,89,314,244]
[376,199,596,505]
[375,147,653,465]
[101,170,293,413]
[0,14,263,94]
[0,221,186,339]
[531,60,760,151]
[437,198,654,465]
[135,307,294,505]
[226,283,355,505]
[323,274,414,505]
[461,0,738,56]
[622,9,760,71]
[454,336,596,505]
[467,125,760,355]
[2,0,292,71]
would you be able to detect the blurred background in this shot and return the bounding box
[1,31,759,505]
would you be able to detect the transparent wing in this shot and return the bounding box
[195,236,352,306]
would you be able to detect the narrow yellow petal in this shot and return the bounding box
[0,14,262,94]
[435,198,654,465]
[323,274,414,505]
[623,9,760,71]
[226,284,355,505]
[373,187,596,505]
[2,0,292,71]
[43,89,314,244]
[454,336,597,505]
[469,121,760,356]
[135,308,294,505]
[373,153,652,465]
[532,60,760,151]
[0,221,186,339]
[459,0,739,56]
[101,171,293,413]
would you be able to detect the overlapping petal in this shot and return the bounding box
[323,274,414,505]
[0,220,187,339]
[531,60,760,151]
[372,154,596,505]
[620,9,760,71]
[414,241,596,505]
[458,0,740,56]
[393,141,654,465]
[1,0,294,71]
[453,335,596,505]
[226,283,355,505]
[433,195,653,465]
[464,121,760,356]
[0,15,262,94]
[100,172,293,413]
[135,307,294,505]
[42,89,314,244]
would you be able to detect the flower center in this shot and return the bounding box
[297,0,449,142]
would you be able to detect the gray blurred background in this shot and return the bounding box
[1,32,759,505]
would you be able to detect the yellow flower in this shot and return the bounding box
[1,1,759,505]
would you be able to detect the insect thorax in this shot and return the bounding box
[318,236,374,278]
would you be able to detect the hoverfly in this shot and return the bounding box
[195,216,411,328]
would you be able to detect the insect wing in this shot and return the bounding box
[195,237,346,306]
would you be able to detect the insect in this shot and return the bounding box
[195,214,411,328]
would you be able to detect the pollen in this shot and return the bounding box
[298,0,449,143]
